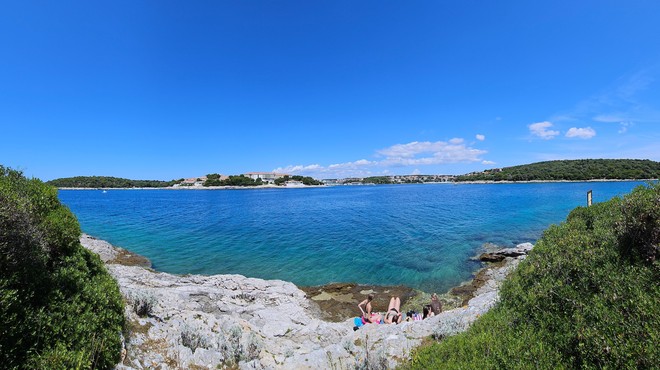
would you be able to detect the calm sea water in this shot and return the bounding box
[58,182,646,293]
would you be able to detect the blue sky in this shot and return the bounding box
[2,1,659,180]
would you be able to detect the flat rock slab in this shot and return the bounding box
[82,234,151,268]
[81,235,533,369]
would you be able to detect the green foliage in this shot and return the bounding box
[1,166,124,369]
[205,174,262,187]
[362,176,393,185]
[46,176,180,188]
[615,185,660,264]
[273,176,286,186]
[455,159,660,182]
[203,173,224,186]
[274,175,323,186]
[406,183,660,369]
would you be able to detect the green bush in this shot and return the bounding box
[0,166,125,369]
[616,185,660,264]
[406,183,660,369]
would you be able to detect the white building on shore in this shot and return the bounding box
[178,176,208,187]
[243,172,289,184]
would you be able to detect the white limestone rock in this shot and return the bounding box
[81,235,533,369]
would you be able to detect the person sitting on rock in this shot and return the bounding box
[422,304,434,319]
[358,293,375,323]
[430,293,442,315]
[383,296,402,324]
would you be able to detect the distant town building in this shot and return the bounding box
[330,174,456,185]
[180,176,208,187]
[244,172,289,184]
[285,180,303,187]
[321,179,341,185]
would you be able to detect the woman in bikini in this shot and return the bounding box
[383,296,402,324]
[358,293,375,323]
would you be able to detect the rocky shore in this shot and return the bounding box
[81,234,533,369]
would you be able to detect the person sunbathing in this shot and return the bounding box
[383,296,402,324]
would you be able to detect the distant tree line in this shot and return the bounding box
[47,176,182,188]
[362,176,393,184]
[204,174,322,187]
[454,159,660,182]
[274,175,323,186]
[204,174,263,187]
[358,175,452,184]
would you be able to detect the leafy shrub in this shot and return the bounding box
[406,183,660,369]
[0,166,124,369]
[616,183,660,264]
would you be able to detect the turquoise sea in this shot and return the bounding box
[58,182,646,293]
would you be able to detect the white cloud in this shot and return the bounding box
[326,159,373,170]
[618,122,633,134]
[378,140,462,158]
[593,114,636,134]
[482,160,496,165]
[529,121,560,140]
[272,164,323,173]
[273,138,487,178]
[565,127,596,139]
[378,140,486,166]
[476,134,485,141]
[555,67,660,126]
[593,114,630,123]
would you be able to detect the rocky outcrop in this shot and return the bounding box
[81,234,532,369]
[478,242,533,262]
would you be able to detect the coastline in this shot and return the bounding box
[81,233,532,369]
[57,184,328,190]
[452,178,656,184]
[55,178,654,191]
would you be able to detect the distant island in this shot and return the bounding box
[47,159,660,189]
[454,159,660,182]
[47,173,323,188]
[46,176,181,188]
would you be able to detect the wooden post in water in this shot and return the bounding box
[587,190,592,207]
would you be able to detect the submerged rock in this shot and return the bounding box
[82,234,533,369]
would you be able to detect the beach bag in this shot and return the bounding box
[353,317,364,331]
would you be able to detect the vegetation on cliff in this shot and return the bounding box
[407,182,659,369]
[455,159,660,182]
[1,167,125,369]
[47,176,181,188]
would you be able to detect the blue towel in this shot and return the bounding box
[354,317,363,327]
